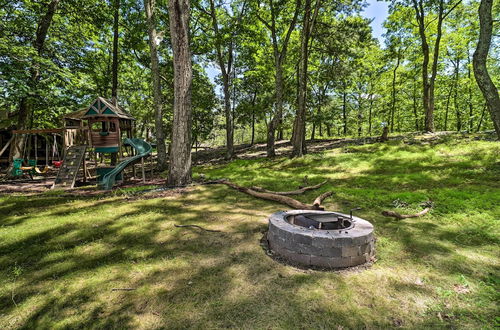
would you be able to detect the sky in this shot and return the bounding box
[362,0,389,42]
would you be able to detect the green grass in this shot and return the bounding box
[1,136,499,329]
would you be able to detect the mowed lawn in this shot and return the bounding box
[1,136,499,329]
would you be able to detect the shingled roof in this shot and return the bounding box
[82,97,134,120]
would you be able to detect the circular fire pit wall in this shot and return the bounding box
[267,210,375,268]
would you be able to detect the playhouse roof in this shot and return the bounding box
[83,97,134,120]
[63,108,88,121]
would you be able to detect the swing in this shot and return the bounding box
[50,134,63,168]
[10,135,33,179]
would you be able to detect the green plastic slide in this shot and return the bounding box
[98,138,152,190]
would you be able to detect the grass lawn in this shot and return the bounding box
[1,135,499,329]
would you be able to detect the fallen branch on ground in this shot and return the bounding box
[382,202,433,219]
[218,180,332,210]
[174,224,221,232]
[313,191,333,207]
[111,288,136,291]
[251,180,327,195]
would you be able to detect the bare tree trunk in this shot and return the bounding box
[144,0,168,170]
[473,0,500,139]
[168,0,192,186]
[250,90,257,146]
[467,54,474,132]
[453,57,461,131]
[112,0,119,102]
[390,48,401,132]
[291,0,313,157]
[412,0,432,132]
[368,97,373,135]
[444,85,453,131]
[342,89,347,135]
[8,0,60,174]
[476,102,487,132]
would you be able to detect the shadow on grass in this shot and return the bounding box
[0,137,498,328]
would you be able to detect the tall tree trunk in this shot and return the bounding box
[453,57,461,131]
[112,0,119,102]
[168,0,193,186]
[8,0,60,174]
[342,89,347,135]
[444,85,453,131]
[467,54,474,132]
[476,102,487,132]
[258,0,300,157]
[412,0,459,132]
[412,0,431,131]
[250,91,257,146]
[251,110,255,146]
[412,65,420,131]
[208,0,235,159]
[473,0,500,139]
[368,96,373,135]
[390,48,401,133]
[144,0,168,170]
[291,0,313,157]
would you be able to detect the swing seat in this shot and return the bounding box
[35,166,50,174]
[52,160,63,168]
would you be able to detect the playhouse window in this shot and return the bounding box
[91,121,117,132]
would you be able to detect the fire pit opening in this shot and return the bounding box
[287,213,354,230]
[268,210,375,269]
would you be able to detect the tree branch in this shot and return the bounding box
[251,180,327,195]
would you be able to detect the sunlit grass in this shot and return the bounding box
[1,136,499,328]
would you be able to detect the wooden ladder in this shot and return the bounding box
[52,145,87,189]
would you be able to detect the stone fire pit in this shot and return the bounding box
[267,210,375,268]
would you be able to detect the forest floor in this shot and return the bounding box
[0,133,499,329]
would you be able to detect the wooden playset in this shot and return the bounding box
[2,97,152,190]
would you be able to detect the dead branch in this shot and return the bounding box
[111,288,136,291]
[382,207,432,219]
[313,191,333,207]
[251,180,327,195]
[174,224,221,232]
[220,180,324,210]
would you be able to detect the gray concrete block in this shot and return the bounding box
[311,236,334,249]
[332,236,353,247]
[318,247,342,258]
[342,245,361,257]
[296,243,319,255]
[293,232,313,245]
[350,254,368,266]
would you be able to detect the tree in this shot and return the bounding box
[112,0,120,102]
[254,0,301,157]
[195,0,248,159]
[168,0,193,186]
[410,0,461,132]
[473,0,500,139]
[7,0,61,175]
[291,0,320,157]
[144,0,168,170]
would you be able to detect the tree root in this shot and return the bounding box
[174,224,221,232]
